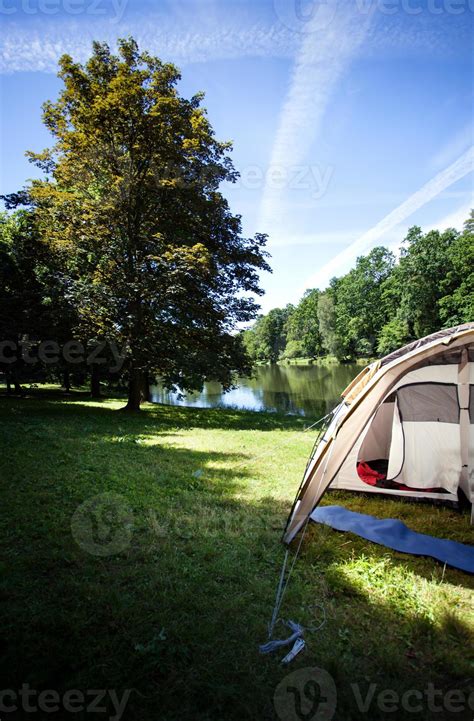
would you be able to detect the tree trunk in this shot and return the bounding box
[141,369,151,403]
[123,367,142,411]
[63,368,71,393]
[13,369,22,395]
[90,365,101,398]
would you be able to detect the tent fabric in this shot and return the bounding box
[358,401,394,460]
[310,505,474,574]
[378,324,474,367]
[336,369,462,492]
[283,324,474,544]
[391,363,459,388]
[396,383,459,423]
[388,421,460,492]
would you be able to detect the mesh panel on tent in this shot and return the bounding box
[283,325,474,544]
[397,383,459,423]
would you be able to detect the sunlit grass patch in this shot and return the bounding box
[1,390,473,721]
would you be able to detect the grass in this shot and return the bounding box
[1,388,473,721]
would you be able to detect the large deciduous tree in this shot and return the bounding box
[439,212,474,326]
[285,289,323,359]
[317,290,342,358]
[330,247,395,358]
[394,225,458,338]
[242,306,293,363]
[28,38,269,410]
[0,208,80,393]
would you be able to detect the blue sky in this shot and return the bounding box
[0,0,473,312]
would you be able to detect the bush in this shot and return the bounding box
[280,339,305,360]
[377,317,411,356]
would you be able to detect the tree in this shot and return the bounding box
[27,39,269,410]
[331,247,395,358]
[0,203,90,394]
[395,225,458,338]
[438,212,474,326]
[241,306,293,363]
[0,212,25,392]
[257,306,293,363]
[317,290,342,358]
[0,210,53,392]
[285,288,323,358]
[376,316,410,356]
[241,319,263,363]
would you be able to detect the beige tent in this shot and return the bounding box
[283,323,474,544]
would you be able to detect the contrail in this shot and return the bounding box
[258,2,374,233]
[303,146,474,291]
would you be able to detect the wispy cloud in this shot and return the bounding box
[301,146,474,291]
[0,5,468,75]
[257,3,374,234]
[429,201,473,233]
[0,18,297,74]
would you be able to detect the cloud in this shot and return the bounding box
[0,2,469,75]
[0,17,298,74]
[301,146,474,291]
[429,201,473,233]
[257,3,374,235]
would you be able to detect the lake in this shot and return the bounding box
[150,362,361,417]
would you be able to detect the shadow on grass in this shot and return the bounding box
[281,538,474,721]
[1,394,473,721]
[0,387,311,432]
[325,489,474,547]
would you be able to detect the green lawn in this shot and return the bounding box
[1,390,473,720]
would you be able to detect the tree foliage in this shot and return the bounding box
[285,289,322,358]
[23,38,269,409]
[0,209,83,392]
[244,217,473,363]
[438,213,474,326]
[241,306,293,363]
[330,247,395,358]
[317,291,342,358]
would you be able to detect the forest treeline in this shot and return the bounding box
[242,214,474,363]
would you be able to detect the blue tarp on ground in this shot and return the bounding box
[310,505,474,574]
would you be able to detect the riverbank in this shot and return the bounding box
[278,355,373,366]
[2,391,472,720]
[252,355,374,367]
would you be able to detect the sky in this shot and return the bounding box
[0,0,473,313]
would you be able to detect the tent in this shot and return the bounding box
[283,323,474,544]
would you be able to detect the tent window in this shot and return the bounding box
[418,349,461,366]
[469,385,474,424]
[397,383,459,423]
[409,344,473,369]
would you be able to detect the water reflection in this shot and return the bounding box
[150,363,360,417]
